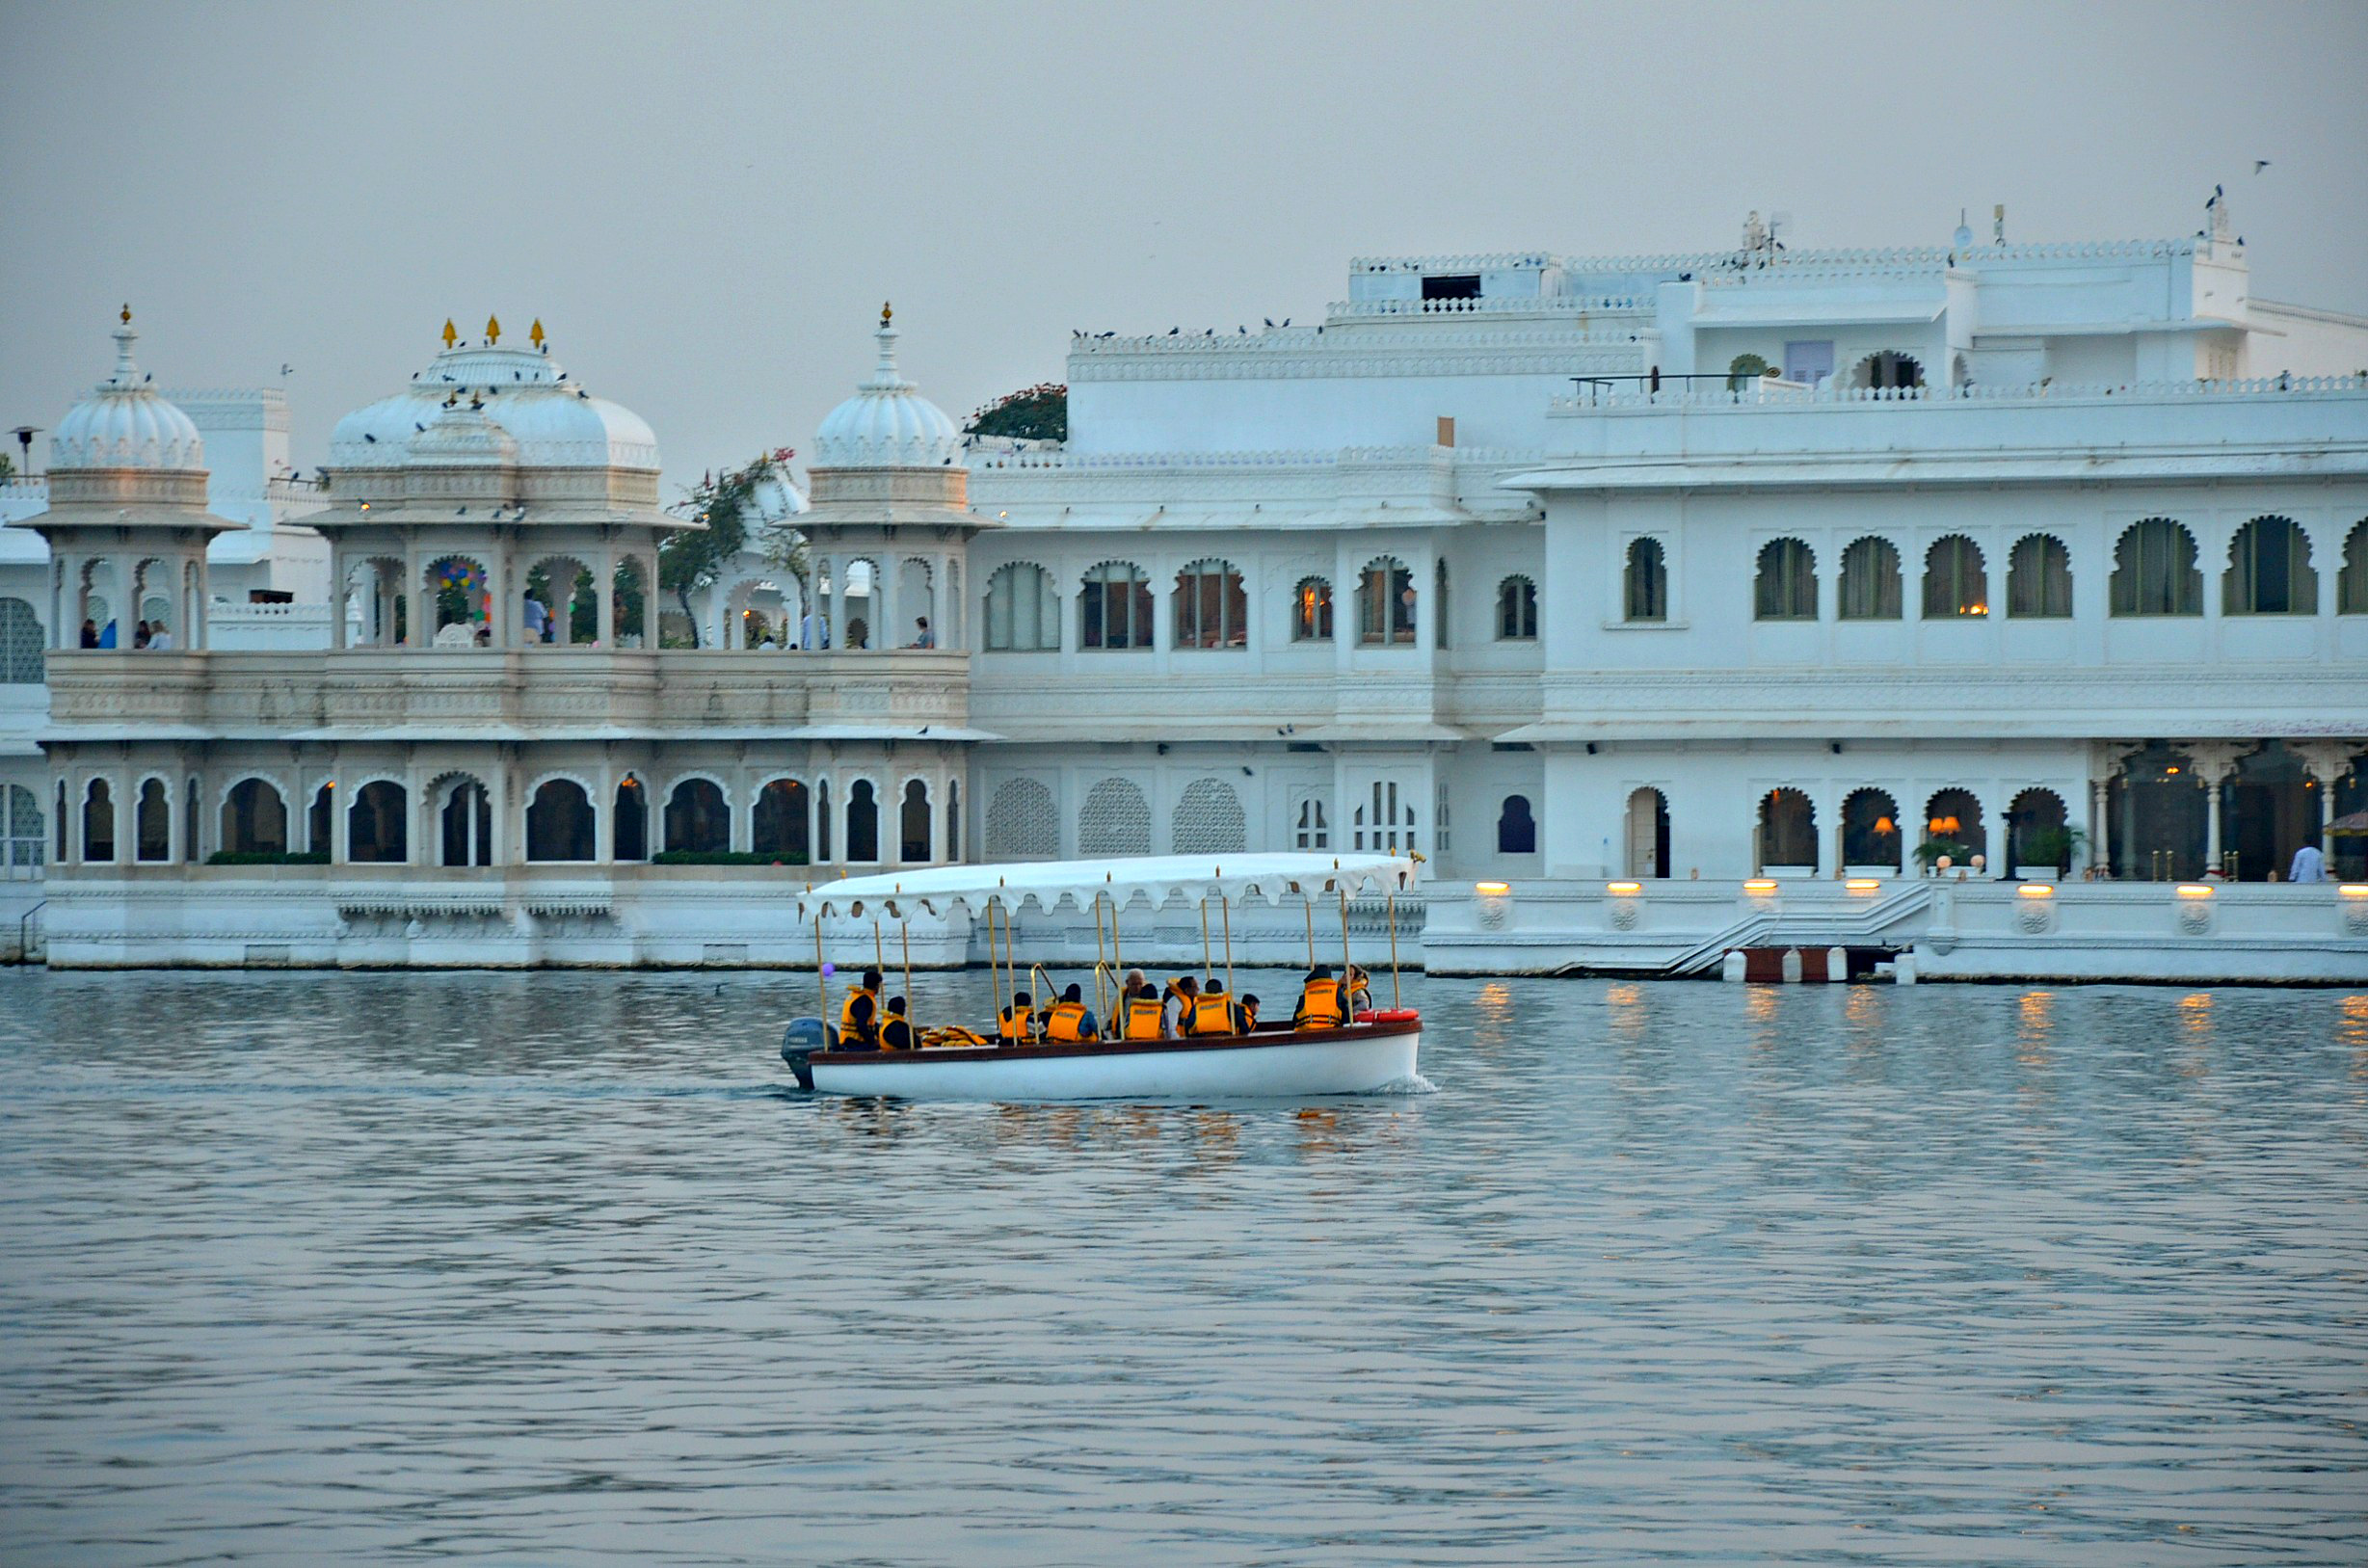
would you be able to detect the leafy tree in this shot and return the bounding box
[0,452,13,482]
[661,447,798,648]
[966,383,1067,442]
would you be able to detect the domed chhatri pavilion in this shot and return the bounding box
[35,312,983,966]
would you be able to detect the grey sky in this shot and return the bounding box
[4,0,2363,496]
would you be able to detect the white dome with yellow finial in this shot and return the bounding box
[812,304,961,468]
[329,315,658,470]
[50,306,205,471]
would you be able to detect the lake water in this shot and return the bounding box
[1,970,2364,1565]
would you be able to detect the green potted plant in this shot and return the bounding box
[2015,824,2085,881]
[1914,838,1971,876]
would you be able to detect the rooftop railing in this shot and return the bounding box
[1549,372,2368,414]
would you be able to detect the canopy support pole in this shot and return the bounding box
[987,898,1006,1033]
[900,919,914,1046]
[1220,896,1235,1011]
[812,893,830,1039]
[1109,888,1124,982]
[1093,894,1110,1024]
[1199,897,1213,985]
[1339,888,1354,1022]
[1303,891,1315,970]
[1385,890,1402,1011]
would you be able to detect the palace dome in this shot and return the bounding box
[812,306,961,468]
[328,324,659,470]
[50,312,205,471]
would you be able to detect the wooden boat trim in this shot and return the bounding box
[807,1016,1419,1068]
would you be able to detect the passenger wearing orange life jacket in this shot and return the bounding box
[1187,978,1239,1037]
[1293,965,1346,1031]
[997,990,1035,1042]
[839,967,883,1042]
[879,996,917,1051]
[1044,983,1100,1042]
[1160,974,1199,1039]
[1120,979,1165,1040]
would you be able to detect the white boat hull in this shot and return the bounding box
[806,1026,1421,1102]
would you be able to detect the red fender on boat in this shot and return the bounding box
[1362,1008,1420,1024]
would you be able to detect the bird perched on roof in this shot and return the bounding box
[362,432,376,442]
[1167,327,1179,335]
[1264,317,1273,328]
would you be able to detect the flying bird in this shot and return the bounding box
[2253,159,2270,173]
[362,432,377,442]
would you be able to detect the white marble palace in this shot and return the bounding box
[8,199,2368,979]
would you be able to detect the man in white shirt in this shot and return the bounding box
[148,624,173,651]
[521,592,549,641]
[2288,842,2327,883]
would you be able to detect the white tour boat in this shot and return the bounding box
[782,852,1422,1101]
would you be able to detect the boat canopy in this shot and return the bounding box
[795,852,1418,920]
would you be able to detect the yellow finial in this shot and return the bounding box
[529,317,545,348]
[441,318,458,349]
[120,303,132,325]
[485,314,501,344]
[881,301,892,326]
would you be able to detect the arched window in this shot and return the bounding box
[1852,351,1924,390]
[985,778,1058,859]
[2006,787,2069,872]
[845,780,880,862]
[6,784,44,872]
[55,780,66,862]
[1755,539,1818,621]
[1625,787,1669,878]
[1172,778,1245,854]
[1625,539,1667,623]
[1841,787,1902,869]
[899,780,932,863]
[613,777,648,861]
[442,779,492,865]
[82,779,116,862]
[1923,787,1987,862]
[1173,559,1247,649]
[1495,575,1537,640]
[1358,557,1415,645]
[984,563,1059,651]
[136,779,171,862]
[2110,518,2201,616]
[308,784,333,855]
[1434,559,1451,648]
[1079,562,1152,650]
[525,780,594,862]
[2223,516,2317,616]
[1757,788,1817,871]
[814,778,832,861]
[1923,536,1988,618]
[221,778,285,856]
[1291,577,1333,641]
[0,598,43,682]
[1496,794,1536,855]
[184,778,198,863]
[612,557,648,646]
[945,780,961,861]
[1078,777,1151,856]
[423,556,488,639]
[1292,797,1329,850]
[2007,534,2073,618]
[1838,538,1902,620]
[1726,352,1772,391]
[348,781,408,864]
[2339,520,2368,615]
[753,779,810,861]
[664,779,730,856]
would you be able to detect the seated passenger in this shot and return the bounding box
[1237,994,1262,1033]
[1293,965,1345,1031]
[1120,980,1164,1041]
[1188,978,1237,1037]
[1345,965,1373,1018]
[1045,983,1099,1042]
[998,989,1035,1042]
[842,991,882,1050]
[1161,974,1199,1040]
[880,996,917,1051]
[840,967,884,1040]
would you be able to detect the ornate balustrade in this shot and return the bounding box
[42,648,974,737]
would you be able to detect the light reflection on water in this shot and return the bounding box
[1,969,2365,1565]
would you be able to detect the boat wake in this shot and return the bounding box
[1370,1072,1439,1096]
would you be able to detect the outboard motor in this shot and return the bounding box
[780,1016,836,1090]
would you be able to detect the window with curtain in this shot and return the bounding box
[1625,539,1666,622]
[984,563,1059,651]
[2222,516,2316,616]
[1755,539,1818,621]
[2110,518,2201,616]
[1358,558,1415,645]
[1922,536,1988,618]
[2007,534,2073,618]
[1291,577,1333,641]
[1837,538,1901,620]
[1078,562,1153,650]
[1172,559,1247,649]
